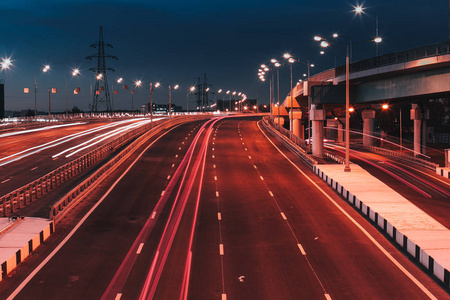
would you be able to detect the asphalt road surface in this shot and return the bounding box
[1,116,448,300]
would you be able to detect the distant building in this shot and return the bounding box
[217,99,257,112]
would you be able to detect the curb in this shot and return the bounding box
[313,165,450,289]
[0,221,54,281]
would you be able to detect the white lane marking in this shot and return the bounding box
[242,142,244,145]
[115,293,122,300]
[167,175,171,180]
[214,176,217,181]
[248,156,252,159]
[212,155,215,159]
[136,243,144,254]
[213,138,215,140]
[182,142,185,144]
[212,148,215,151]
[175,154,178,158]
[161,190,165,196]
[172,164,175,168]
[281,212,287,220]
[151,211,157,219]
[245,148,248,151]
[216,191,219,197]
[253,165,257,169]
[31,167,38,171]
[258,121,439,300]
[1,179,10,184]
[298,244,306,255]
[260,176,264,181]
[269,191,274,197]
[185,137,188,139]
[240,138,243,140]
[325,294,332,300]
[213,142,215,145]
[219,244,224,255]
[218,213,222,220]
[53,157,58,160]
[213,164,216,169]
[179,147,182,150]
[222,294,227,300]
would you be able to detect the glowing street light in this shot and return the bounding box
[65,68,81,117]
[354,4,380,56]
[1,57,12,70]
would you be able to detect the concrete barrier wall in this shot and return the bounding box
[313,165,450,289]
[0,221,54,281]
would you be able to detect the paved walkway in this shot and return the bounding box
[314,164,450,289]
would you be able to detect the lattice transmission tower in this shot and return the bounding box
[86,26,118,113]
[193,74,212,111]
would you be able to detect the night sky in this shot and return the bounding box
[0,0,447,113]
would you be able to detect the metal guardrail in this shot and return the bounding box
[261,117,317,167]
[49,115,210,223]
[362,145,438,171]
[335,41,450,77]
[0,119,167,217]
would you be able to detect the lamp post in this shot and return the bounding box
[34,65,50,120]
[65,68,80,118]
[315,36,351,172]
[226,90,231,112]
[150,82,160,125]
[355,5,380,57]
[187,86,195,114]
[168,84,179,119]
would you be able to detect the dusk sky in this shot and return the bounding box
[0,0,447,112]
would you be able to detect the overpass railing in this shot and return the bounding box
[335,41,450,77]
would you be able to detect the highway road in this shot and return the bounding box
[0,116,448,299]
[325,144,450,229]
[0,117,162,196]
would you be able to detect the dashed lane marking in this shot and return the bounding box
[115,293,122,300]
[297,244,306,255]
[214,176,217,181]
[31,167,38,171]
[161,190,165,196]
[167,175,171,180]
[216,191,220,197]
[1,179,10,184]
[136,243,144,254]
[260,176,264,181]
[151,211,157,219]
[218,212,222,220]
[219,244,224,255]
[269,191,274,197]
[281,212,287,220]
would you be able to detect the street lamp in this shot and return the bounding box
[65,68,80,118]
[315,35,351,172]
[150,82,160,125]
[354,4,381,57]
[168,84,179,119]
[187,86,195,114]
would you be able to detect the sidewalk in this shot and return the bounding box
[314,164,450,289]
[0,217,53,280]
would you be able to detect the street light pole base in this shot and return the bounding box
[344,166,351,172]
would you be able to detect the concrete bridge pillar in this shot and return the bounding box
[410,104,422,157]
[421,107,429,155]
[310,105,325,158]
[362,109,376,147]
[290,109,303,139]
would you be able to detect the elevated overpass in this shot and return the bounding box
[279,41,450,157]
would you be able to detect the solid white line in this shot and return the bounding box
[136,243,144,254]
[258,121,439,300]
[115,293,122,300]
[31,167,38,171]
[297,244,306,255]
[219,244,224,255]
[281,212,287,220]
[1,179,10,184]
[269,191,274,197]
[218,213,222,220]
[151,211,157,219]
